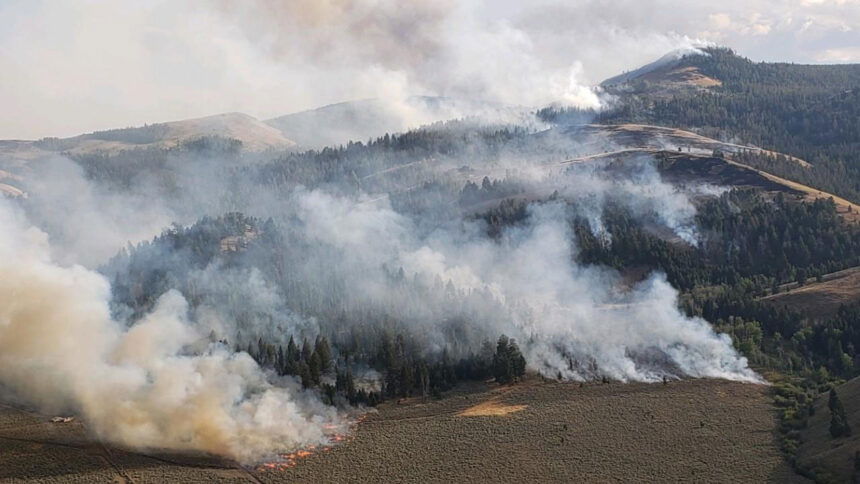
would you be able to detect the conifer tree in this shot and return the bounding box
[829,388,852,438]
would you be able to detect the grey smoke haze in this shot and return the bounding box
[2,0,858,138]
[0,121,764,462]
[20,156,177,267]
[0,0,795,459]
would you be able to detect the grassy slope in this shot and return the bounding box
[760,266,860,319]
[797,377,860,482]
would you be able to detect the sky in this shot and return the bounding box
[0,0,858,139]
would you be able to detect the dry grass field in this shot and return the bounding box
[796,376,860,483]
[760,266,860,319]
[0,379,804,483]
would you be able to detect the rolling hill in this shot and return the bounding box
[601,47,722,96]
[3,46,860,483]
[38,112,297,155]
[265,96,528,149]
[0,112,296,173]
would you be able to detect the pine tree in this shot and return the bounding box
[257,337,266,366]
[309,351,322,386]
[299,362,312,389]
[287,335,299,362]
[276,345,285,375]
[301,337,312,362]
[509,339,527,379]
[315,336,332,373]
[417,362,430,397]
[491,335,528,384]
[346,368,357,402]
[829,388,852,438]
[493,335,513,384]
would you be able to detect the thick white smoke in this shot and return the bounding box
[0,200,345,463]
[0,125,763,464]
[290,188,761,383]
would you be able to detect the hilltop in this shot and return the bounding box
[596,47,860,204]
[601,47,723,96]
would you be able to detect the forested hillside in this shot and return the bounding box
[596,47,860,203]
[8,44,859,481]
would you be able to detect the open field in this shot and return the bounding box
[1,379,803,483]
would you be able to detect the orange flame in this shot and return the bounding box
[256,414,366,472]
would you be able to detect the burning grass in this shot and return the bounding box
[1,379,803,483]
[257,416,365,472]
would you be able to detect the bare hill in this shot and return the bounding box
[0,113,296,163]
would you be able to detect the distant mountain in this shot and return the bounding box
[265,96,530,149]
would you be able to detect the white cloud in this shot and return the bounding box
[816,46,860,62]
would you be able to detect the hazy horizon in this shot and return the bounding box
[2,0,858,139]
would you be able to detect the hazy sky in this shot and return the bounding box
[1,0,858,139]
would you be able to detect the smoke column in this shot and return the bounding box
[0,200,345,463]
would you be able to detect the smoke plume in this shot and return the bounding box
[0,201,345,463]
[0,117,763,463]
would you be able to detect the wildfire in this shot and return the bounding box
[257,414,367,472]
